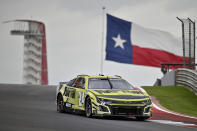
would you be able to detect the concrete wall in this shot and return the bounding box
[161,70,176,86]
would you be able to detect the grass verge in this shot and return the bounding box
[142,86,197,117]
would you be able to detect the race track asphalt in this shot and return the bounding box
[0,84,195,131]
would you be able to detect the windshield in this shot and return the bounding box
[88,78,134,90]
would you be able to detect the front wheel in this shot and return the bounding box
[57,95,64,113]
[85,97,92,118]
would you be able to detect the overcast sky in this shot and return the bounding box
[0,0,196,86]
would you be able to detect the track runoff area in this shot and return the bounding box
[0,84,196,131]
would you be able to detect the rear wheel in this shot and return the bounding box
[85,97,92,118]
[57,95,64,113]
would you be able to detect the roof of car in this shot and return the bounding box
[77,74,121,79]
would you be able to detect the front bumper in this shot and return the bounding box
[92,104,152,117]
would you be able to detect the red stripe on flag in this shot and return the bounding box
[133,45,184,69]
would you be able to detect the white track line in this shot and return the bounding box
[149,120,196,127]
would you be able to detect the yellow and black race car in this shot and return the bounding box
[56,75,152,120]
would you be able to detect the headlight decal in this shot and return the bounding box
[97,97,152,105]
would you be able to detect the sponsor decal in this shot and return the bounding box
[65,103,72,108]
[78,92,85,107]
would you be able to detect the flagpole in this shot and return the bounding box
[100,6,105,75]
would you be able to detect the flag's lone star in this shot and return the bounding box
[112,34,126,49]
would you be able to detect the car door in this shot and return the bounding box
[63,77,86,111]
[75,77,86,110]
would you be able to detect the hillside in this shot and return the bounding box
[142,86,197,117]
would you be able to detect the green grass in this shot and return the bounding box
[142,86,197,117]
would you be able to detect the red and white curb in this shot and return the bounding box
[152,103,197,120]
[137,87,197,128]
[150,100,197,128]
[148,119,197,128]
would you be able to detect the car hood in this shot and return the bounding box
[89,89,149,100]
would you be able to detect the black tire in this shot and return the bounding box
[57,95,64,113]
[85,97,92,118]
[136,116,149,121]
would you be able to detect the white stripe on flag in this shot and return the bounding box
[131,23,182,56]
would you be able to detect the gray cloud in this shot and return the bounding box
[164,0,197,13]
[0,0,196,86]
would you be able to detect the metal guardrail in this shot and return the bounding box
[176,68,197,95]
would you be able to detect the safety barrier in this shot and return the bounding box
[176,68,197,95]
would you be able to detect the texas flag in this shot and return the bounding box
[106,14,184,68]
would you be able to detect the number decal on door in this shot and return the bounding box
[78,92,85,107]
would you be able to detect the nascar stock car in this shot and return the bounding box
[56,75,152,120]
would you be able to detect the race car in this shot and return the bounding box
[56,75,152,120]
